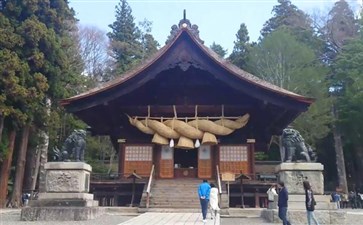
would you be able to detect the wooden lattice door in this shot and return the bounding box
[160,146,174,178]
[219,145,250,174]
[123,145,153,177]
[198,145,212,178]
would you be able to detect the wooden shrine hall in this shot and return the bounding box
[61,15,313,208]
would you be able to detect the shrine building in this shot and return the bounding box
[61,15,313,208]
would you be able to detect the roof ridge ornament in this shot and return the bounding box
[166,9,204,44]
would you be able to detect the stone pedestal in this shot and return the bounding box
[275,162,336,210]
[21,162,104,221]
[261,209,347,224]
[276,163,324,195]
[261,163,341,224]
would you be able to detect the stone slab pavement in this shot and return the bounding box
[118,212,220,225]
[0,209,133,225]
[0,209,271,225]
[2,208,363,225]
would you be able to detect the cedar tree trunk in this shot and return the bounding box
[332,105,348,194]
[38,131,49,193]
[8,125,30,207]
[0,130,16,208]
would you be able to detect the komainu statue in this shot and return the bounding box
[281,128,317,163]
[53,129,86,162]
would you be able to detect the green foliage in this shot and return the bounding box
[261,0,312,39]
[321,0,358,64]
[0,130,9,161]
[139,19,159,59]
[247,28,332,147]
[108,0,142,74]
[210,42,227,58]
[333,35,363,146]
[87,159,110,174]
[254,152,268,161]
[0,0,86,174]
[1,0,84,132]
[85,136,115,174]
[229,23,250,70]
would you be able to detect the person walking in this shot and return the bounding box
[267,184,278,209]
[278,181,291,225]
[358,191,363,209]
[333,192,341,209]
[198,179,211,223]
[303,181,320,225]
[209,183,220,220]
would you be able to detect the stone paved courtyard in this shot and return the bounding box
[1,208,363,225]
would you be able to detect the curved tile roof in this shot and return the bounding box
[61,27,314,106]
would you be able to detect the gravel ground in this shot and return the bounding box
[0,211,134,225]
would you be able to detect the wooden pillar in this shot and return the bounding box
[254,188,260,208]
[118,143,125,177]
[247,139,255,178]
[240,177,244,208]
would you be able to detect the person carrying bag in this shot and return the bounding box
[303,181,320,225]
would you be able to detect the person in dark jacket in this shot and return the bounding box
[303,181,320,225]
[278,181,291,225]
[198,179,211,223]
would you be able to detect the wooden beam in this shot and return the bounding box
[117,104,253,116]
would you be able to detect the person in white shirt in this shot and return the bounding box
[209,183,220,220]
[267,184,278,209]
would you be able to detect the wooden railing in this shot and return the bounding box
[145,164,155,208]
[216,165,222,194]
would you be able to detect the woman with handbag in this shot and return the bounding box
[303,181,320,225]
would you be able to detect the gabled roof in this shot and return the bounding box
[60,27,313,109]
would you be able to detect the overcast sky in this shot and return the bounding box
[69,0,362,54]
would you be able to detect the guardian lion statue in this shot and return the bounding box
[53,129,86,162]
[281,128,317,163]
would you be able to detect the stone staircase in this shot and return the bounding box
[149,179,203,208]
[140,179,228,209]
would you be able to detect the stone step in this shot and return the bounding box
[288,194,331,202]
[287,202,336,210]
[142,179,218,208]
[148,204,200,208]
[104,207,139,216]
[227,208,263,218]
[149,197,201,201]
[150,201,201,205]
[152,189,198,191]
[138,208,202,213]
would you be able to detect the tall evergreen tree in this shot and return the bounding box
[333,35,363,189]
[139,19,159,60]
[108,0,142,74]
[229,23,250,70]
[320,0,358,194]
[261,0,313,39]
[0,0,83,207]
[247,28,331,148]
[210,42,227,58]
[321,0,358,64]
[260,0,322,52]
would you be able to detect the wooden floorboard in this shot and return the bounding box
[118,212,220,225]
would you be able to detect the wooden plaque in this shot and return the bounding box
[221,172,235,182]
